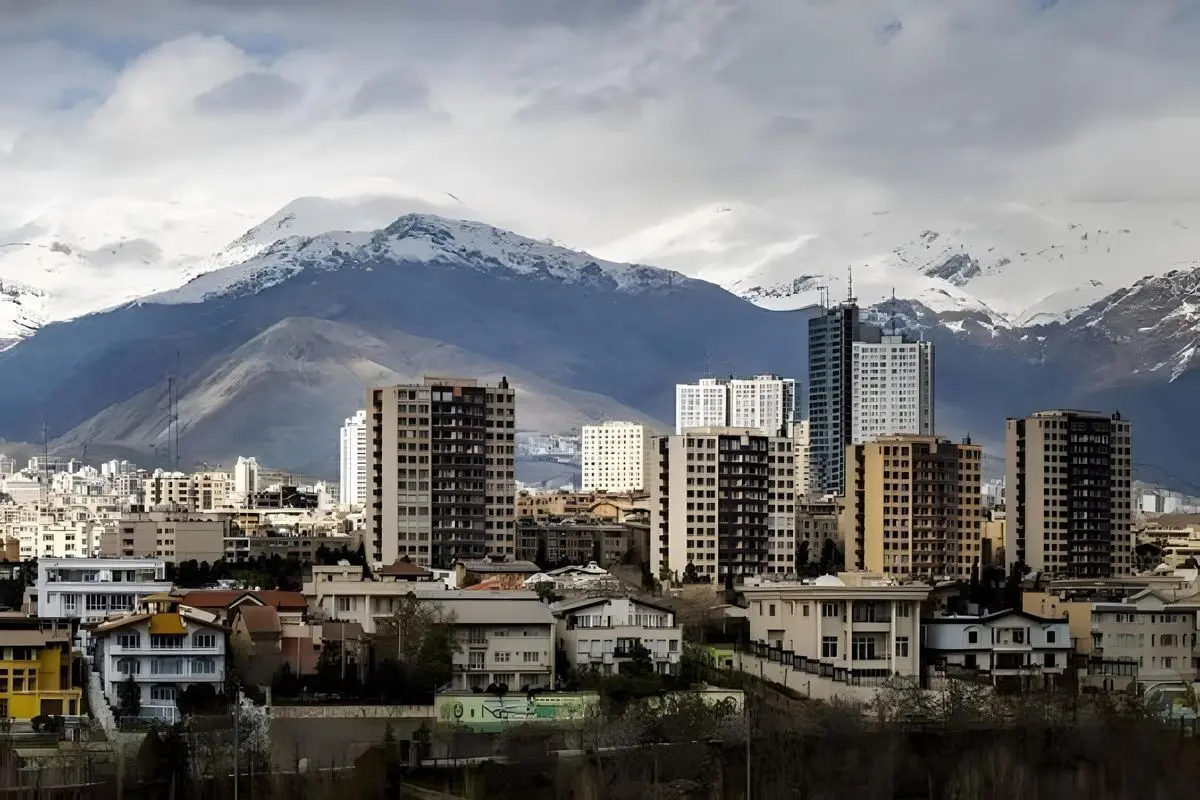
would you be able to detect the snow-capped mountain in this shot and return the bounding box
[596,199,1200,332]
[146,213,693,307]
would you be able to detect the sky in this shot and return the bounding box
[3,0,1200,253]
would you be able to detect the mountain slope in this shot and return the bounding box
[53,317,661,475]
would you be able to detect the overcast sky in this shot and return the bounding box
[2,0,1199,250]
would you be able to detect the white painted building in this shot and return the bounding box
[233,457,259,505]
[922,610,1070,688]
[37,557,171,626]
[92,604,228,723]
[580,421,651,493]
[790,420,812,499]
[552,595,683,675]
[851,335,934,444]
[675,375,797,437]
[339,410,367,506]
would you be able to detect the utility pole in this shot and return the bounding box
[232,688,240,800]
[744,689,752,800]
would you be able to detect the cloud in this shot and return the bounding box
[2,0,1200,257]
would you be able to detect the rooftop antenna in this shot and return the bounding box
[173,349,181,472]
[890,288,898,336]
[40,419,49,506]
[847,265,856,304]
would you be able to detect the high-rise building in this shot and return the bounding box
[1004,410,1133,578]
[650,427,796,582]
[790,420,812,498]
[675,375,796,436]
[851,335,934,444]
[843,434,984,580]
[580,421,651,493]
[367,376,516,567]
[233,457,259,503]
[807,302,881,496]
[339,410,368,506]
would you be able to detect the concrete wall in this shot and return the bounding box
[734,652,877,703]
[267,704,433,719]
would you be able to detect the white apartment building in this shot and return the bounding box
[445,593,556,692]
[339,410,368,506]
[304,563,448,634]
[790,420,812,498]
[851,335,934,444]
[923,610,1071,689]
[37,557,172,626]
[92,604,228,723]
[675,375,796,437]
[580,421,651,493]
[650,428,796,581]
[34,520,103,559]
[143,470,232,512]
[552,596,682,675]
[233,456,259,504]
[742,573,932,681]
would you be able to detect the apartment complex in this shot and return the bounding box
[339,410,368,507]
[850,335,934,444]
[650,428,796,582]
[37,557,172,626]
[1087,588,1200,690]
[99,512,228,563]
[808,302,882,496]
[143,471,232,512]
[843,435,984,580]
[366,376,517,568]
[675,375,796,437]
[516,518,641,568]
[1005,410,1133,578]
[580,421,651,493]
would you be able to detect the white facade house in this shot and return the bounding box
[922,610,1071,688]
[675,375,797,437]
[92,605,228,723]
[851,335,934,445]
[339,410,367,506]
[552,596,683,675]
[37,557,171,626]
[580,421,651,493]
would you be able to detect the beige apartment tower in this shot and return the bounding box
[1004,410,1132,578]
[649,427,796,583]
[843,434,984,580]
[367,377,516,568]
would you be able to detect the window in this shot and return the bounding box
[10,648,30,662]
[190,658,216,675]
[768,604,776,617]
[118,634,141,649]
[151,658,183,675]
[494,651,511,663]
[192,633,216,649]
[117,658,141,675]
[895,637,910,658]
[821,603,839,618]
[1046,630,1056,644]
[851,636,877,661]
[1012,629,1025,644]
[1163,656,1175,669]
[821,636,838,659]
[150,686,176,702]
[336,596,353,613]
[967,630,979,644]
[1161,634,1178,647]
[523,652,539,663]
[896,603,911,618]
[150,635,183,650]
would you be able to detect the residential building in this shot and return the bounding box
[791,421,812,499]
[99,512,228,563]
[675,375,796,437]
[1086,588,1200,691]
[37,557,171,627]
[580,421,651,493]
[0,616,82,719]
[303,563,447,634]
[166,589,309,627]
[796,498,840,567]
[443,592,555,691]
[1005,410,1134,578]
[233,457,259,504]
[552,596,682,675]
[516,518,640,568]
[92,601,228,723]
[741,573,931,682]
[455,557,542,590]
[807,302,882,496]
[366,376,517,567]
[339,410,368,507]
[922,610,1071,690]
[650,428,796,582]
[143,470,233,512]
[843,435,984,580]
[516,490,650,522]
[850,334,934,444]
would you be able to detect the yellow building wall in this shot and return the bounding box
[0,643,82,719]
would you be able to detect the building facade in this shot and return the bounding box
[0,616,82,719]
[650,428,795,582]
[843,435,984,580]
[100,512,228,563]
[339,410,367,507]
[1088,588,1199,690]
[552,596,682,675]
[922,610,1071,689]
[850,335,934,444]
[808,302,881,496]
[580,421,651,493]
[366,376,517,568]
[37,557,172,627]
[1005,410,1134,578]
[675,375,796,437]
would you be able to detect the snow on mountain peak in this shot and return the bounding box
[146,212,695,306]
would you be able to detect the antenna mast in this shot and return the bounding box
[847,265,855,304]
[173,349,181,472]
[890,288,898,336]
[40,420,49,506]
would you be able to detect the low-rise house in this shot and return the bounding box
[455,557,542,590]
[0,615,82,718]
[922,610,1071,690]
[36,558,171,647]
[1086,588,1200,691]
[171,589,308,627]
[741,573,932,684]
[439,591,555,692]
[303,563,445,634]
[92,601,228,723]
[552,596,682,676]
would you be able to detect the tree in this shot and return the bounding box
[375,596,459,700]
[533,581,561,603]
[819,538,842,574]
[682,562,700,584]
[117,674,141,719]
